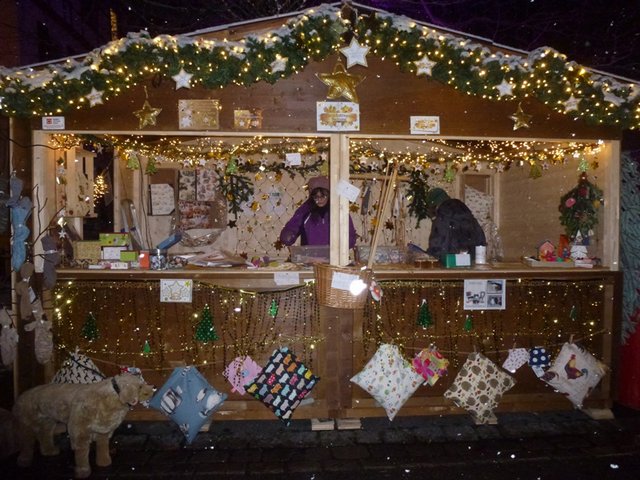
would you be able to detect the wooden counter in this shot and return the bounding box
[52,264,621,421]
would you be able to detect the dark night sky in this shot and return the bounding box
[109,0,640,80]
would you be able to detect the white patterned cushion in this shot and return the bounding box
[51,352,105,384]
[351,344,423,421]
[541,343,607,408]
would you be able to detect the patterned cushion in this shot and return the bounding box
[245,347,319,424]
[51,352,105,384]
[223,355,262,395]
[465,185,493,222]
[412,347,449,386]
[541,343,607,408]
[351,344,423,420]
[149,366,226,444]
[444,352,516,425]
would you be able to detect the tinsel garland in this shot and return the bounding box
[0,5,638,128]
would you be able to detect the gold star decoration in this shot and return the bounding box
[317,61,365,103]
[509,102,532,130]
[133,87,162,129]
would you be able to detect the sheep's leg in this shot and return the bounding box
[35,418,60,456]
[95,433,112,467]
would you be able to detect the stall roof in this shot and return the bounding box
[0,3,638,129]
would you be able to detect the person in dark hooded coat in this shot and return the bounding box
[425,188,486,260]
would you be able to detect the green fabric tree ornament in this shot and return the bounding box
[142,340,151,355]
[81,312,99,341]
[570,305,577,321]
[417,299,433,328]
[226,156,238,174]
[194,304,219,342]
[444,164,456,183]
[269,299,279,318]
[145,156,158,175]
[463,314,473,332]
[126,151,140,170]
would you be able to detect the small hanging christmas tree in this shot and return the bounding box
[81,312,99,340]
[570,305,577,321]
[142,340,151,355]
[269,299,279,318]
[194,304,219,343]
[416,299,433,328]
[463,314,473,332]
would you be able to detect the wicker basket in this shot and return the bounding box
[313,263,373,309]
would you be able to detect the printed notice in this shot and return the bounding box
[463,279,506,310]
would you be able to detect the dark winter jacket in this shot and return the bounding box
[427,199,486,259]
[280,199,357,248]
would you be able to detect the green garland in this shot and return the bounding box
[0,5,638,129]
[558,172,603,240]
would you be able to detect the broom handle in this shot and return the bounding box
[366,161,392,266]
[368,165,398,270]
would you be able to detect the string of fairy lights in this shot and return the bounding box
[52,278,610,377]
[49,133,601,177]
[0,4,638,128]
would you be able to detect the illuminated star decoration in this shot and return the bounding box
[172,68,193,89]
[414,55,437,76]
[340,37,370,68]
[509,102,532,130]
[495,80,513,97]
[134,87,162,129]
[563,95,580,112]
[86,88,103,107]
[270,55,288,74]
[317,61,365,103]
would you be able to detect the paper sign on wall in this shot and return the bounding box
[274,272,300,286]
[410,116,440,134]
[316,101,360,131]
[160,279,193,303]
[463,279,506,310]
[336,179,360,203]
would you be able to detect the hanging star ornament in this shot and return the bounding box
[414,55,437,76]
[563,95,580,112]
[495,80,513,97]
[317,61,365,103]
[134,87,162,129]
[509,102,532,130]
[340,37,370,68]
[134,99,162,129]
[270,55,288,74]
[172,68,193,89]
[85,88,104,107]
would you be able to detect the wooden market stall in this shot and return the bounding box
[4,3,635,424]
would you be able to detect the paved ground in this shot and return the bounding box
[2,406,640,479]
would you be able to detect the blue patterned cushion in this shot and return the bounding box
[245,347,319,423]
[149,366,226,444]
